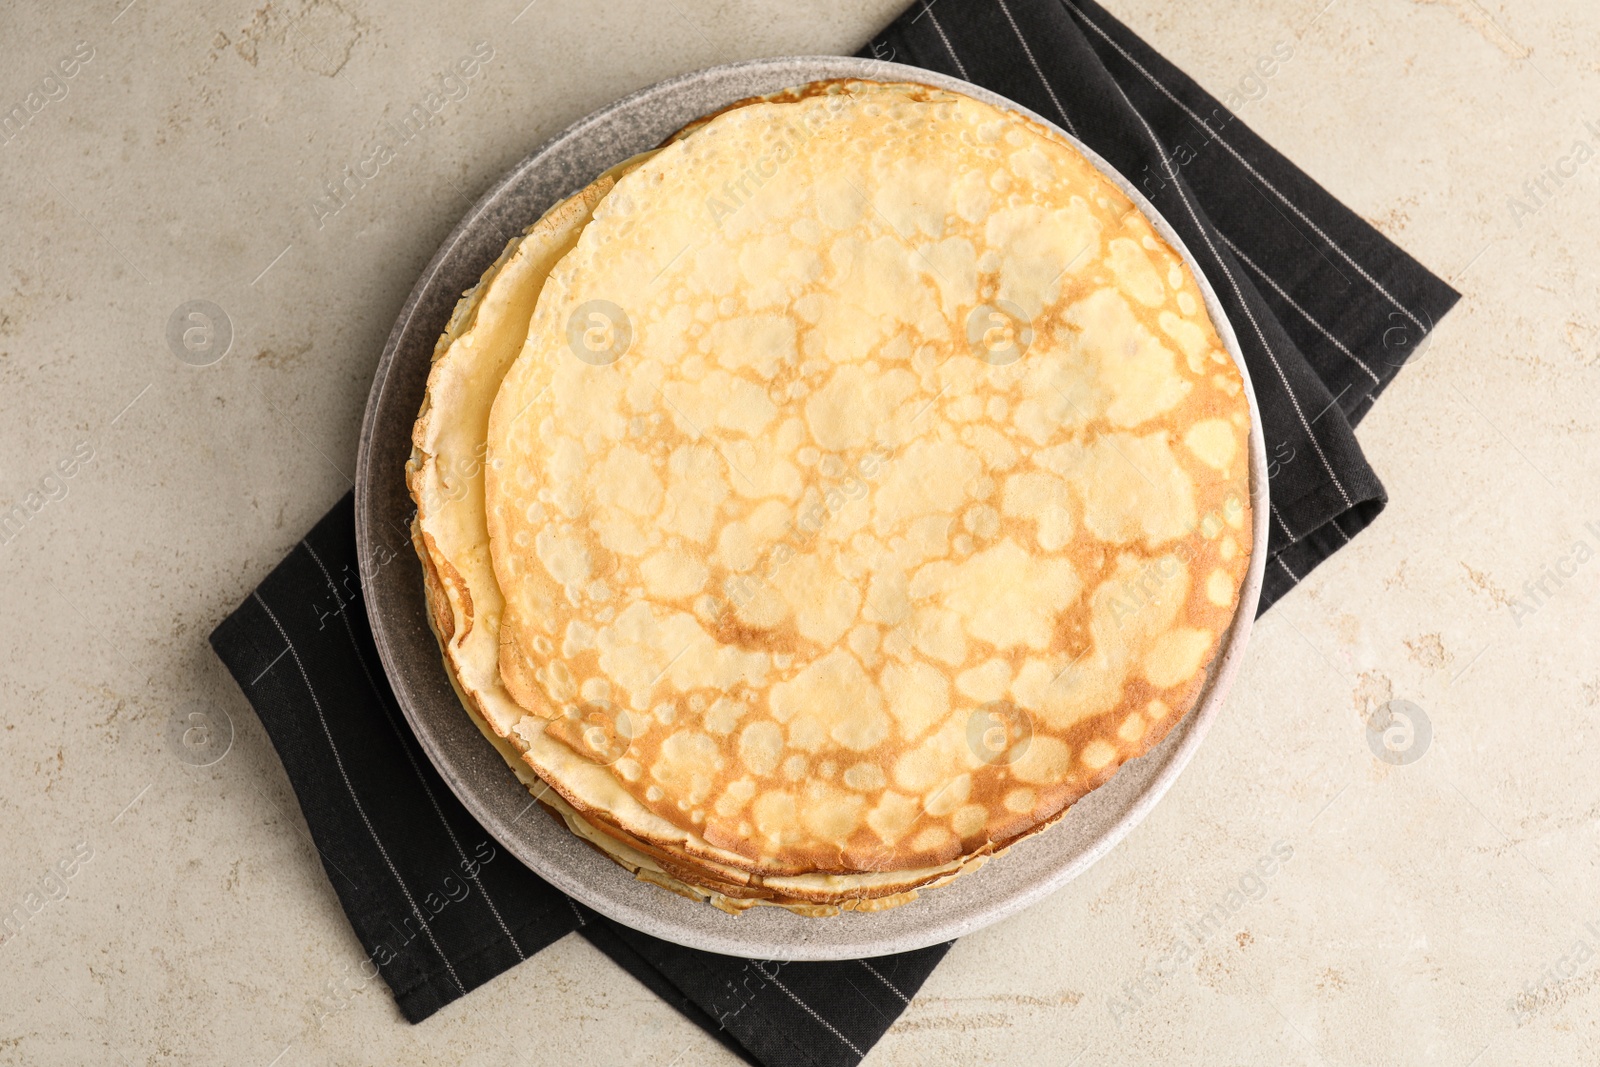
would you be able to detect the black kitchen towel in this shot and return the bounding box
[209,2,1458,1064]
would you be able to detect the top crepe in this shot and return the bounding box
[482,81,1253,880]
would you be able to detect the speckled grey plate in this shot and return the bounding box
[356,56,1269,960]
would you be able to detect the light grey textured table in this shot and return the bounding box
[2,1,1597,1064]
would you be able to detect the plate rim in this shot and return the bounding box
[356,53,1270,960]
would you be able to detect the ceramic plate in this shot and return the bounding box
[355,55,1269,960]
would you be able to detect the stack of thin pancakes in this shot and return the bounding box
[408,80,1253,916]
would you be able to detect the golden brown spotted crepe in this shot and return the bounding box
[415,79,1253,914]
